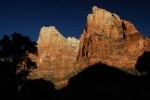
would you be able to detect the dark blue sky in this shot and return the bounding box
[0,0,149,41]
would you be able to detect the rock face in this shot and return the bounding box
[29,26,79,88]
[29,6,150,89]
[77,6,150,70]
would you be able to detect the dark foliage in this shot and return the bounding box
[0,32,38,99]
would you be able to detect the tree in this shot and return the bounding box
[0,32,38,94]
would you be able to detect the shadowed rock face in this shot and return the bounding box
[29,6,150,89]
[77,6,150,70]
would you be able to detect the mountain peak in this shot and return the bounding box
[40,26,60,35]
[37,26,66,46]
[92,6,99,13]
[92,6,106,14]
[86,6,138,39]
[77,6,150,70]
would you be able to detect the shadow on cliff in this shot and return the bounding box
[11,62,150,100]
[135,51,150,76]
[55,63,150,100]
[18,79,56,100]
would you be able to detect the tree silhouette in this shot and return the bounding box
[0,32,38,98]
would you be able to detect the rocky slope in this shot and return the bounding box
[76,6,150,71]
[29,6,150,89]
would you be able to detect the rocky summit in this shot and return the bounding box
[77,6,150,70]
[29,6,150,89]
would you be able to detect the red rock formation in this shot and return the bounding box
[29,6,150,89]
[29,26,79,88]
[77,6,150,71]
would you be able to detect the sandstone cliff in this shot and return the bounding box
[77,6,150,72]
[29,6,150,89]
[29,26,79,88]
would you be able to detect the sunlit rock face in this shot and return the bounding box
[77,6,150,70]
[29,26,79,88]
[29,6,150,89]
